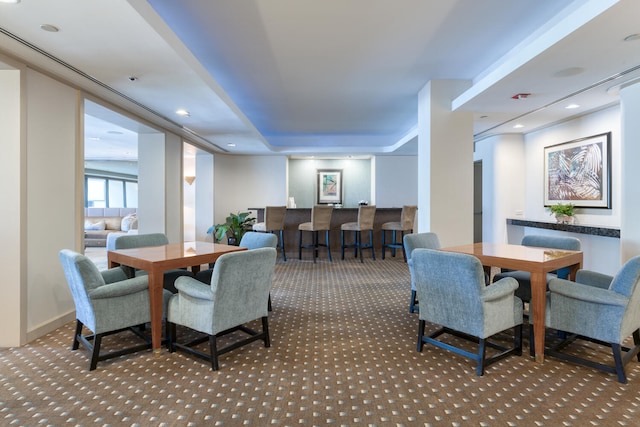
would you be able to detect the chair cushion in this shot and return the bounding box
[253,222,267,232]
[381,221,402,231]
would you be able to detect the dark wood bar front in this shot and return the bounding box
[250,207,404,257]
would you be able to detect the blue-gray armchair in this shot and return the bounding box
[114,233,194,293]
[403,232,441,313]
[195,231,277,285]
[413,248,523,375]
[545,256,640,383]
[59,249,172,370]
[167,247,277,370]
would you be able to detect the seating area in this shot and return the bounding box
[72,224,640,384]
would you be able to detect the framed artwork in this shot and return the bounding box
[544,132,611,208]
[317,169,343,205]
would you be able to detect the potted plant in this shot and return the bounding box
[207,211,256,245]
[547,203,575,224]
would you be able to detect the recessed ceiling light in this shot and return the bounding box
[565,104,580,109]
[227,143,236,147]
[624,33,640,42]
[0,0,21,3]
[176,109,190,117]
[40,24,59,32]
[87,137,101,141]
[513,124,524,129]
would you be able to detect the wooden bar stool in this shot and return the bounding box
[298,205,333,263]
[340,205,376,262]
[253,205,288,261]
[381,205,417,261]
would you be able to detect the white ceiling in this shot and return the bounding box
[0,0,639,159]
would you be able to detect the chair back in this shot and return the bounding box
[114,232,169,249]
[403,232,441,263]
[610,256,640,298]
[311,205,333,230]
[264,206,287,231]
[412,248,487,334]
[400,205,417,231]
[239,231,278,250]
[209,247,277,333]
[522,234,581,278]
[521,235,581,251]
[356,205,376,230]
[59,249,104,329]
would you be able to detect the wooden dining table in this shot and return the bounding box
[440,242,583,363]
[108,241,247,353]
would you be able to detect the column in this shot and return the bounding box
[417,80,474,246]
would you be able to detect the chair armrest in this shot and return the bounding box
[482,277,518,302]
[575,270,613,289]
[174,276,214,301]
[89,275,149,299]
[100,266,129,284]
[549,278,628,307]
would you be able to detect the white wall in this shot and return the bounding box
[138,133,166,235]
[26,69,79,340]
[164,132,184,243]
[0,67,26,346]
[213,154,287,225]
[373,156,418,208]
[476,105,622,275]
[474,134,526,243]
[523,106,621,227]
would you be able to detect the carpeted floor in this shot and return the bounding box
[1,254,639,426]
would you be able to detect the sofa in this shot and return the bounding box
[84,208,138,247]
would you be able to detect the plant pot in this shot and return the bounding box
[227,237,239,246]
[555,214,575,224]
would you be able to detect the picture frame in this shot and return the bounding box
[544,132,611,208]
[317,169,343,205]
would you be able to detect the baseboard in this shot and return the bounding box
[26,310,75,344]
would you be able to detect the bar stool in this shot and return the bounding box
[298,205,333,263]
[340,205,376,262]
[253,205,287,261]
[381,205,417,261]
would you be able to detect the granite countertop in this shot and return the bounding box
[506,218,620,238]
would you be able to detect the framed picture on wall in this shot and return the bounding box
[544,132,611,208]
[317,169,343,205]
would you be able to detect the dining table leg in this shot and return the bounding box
[530,271,547,363]
[147,269,163,355]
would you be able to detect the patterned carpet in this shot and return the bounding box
[1,254,640,426]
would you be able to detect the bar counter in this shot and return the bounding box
[250,207,403,256]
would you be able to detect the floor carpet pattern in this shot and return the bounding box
[1,254,640,426]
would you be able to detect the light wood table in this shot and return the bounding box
[440,242,583,363]
[108,241,246,353]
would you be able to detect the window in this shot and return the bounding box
[85,176,138,208]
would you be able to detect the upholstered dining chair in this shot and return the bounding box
[493,234,581,304]
[114,232,194,293]
[544,256,640,383]
[381,205,417,261]
[59,249,172,371]
[413,248,523,376]
[195,231,277,285]
[253,205,287,261]
[403,232,441,313]
[167,247,277,370]
[340,205,376,262]
[298,205,334,263]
